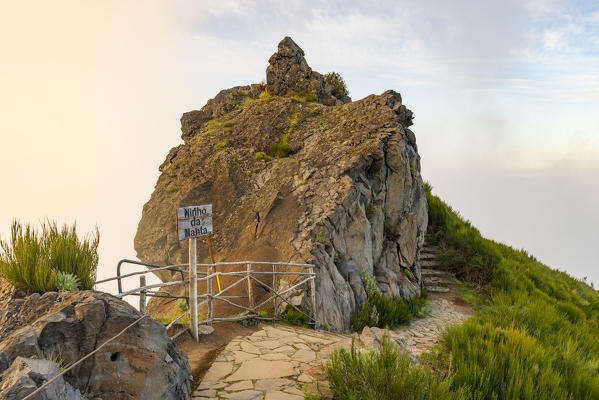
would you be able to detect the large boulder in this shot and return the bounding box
[134,37,426,332]
[0,279,192,400]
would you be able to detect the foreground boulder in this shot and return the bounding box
[0,357,82,400]
[0,278,192,400]
[134,37,427,331]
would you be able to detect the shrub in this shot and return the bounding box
[268,141,291,158]
[214,139,230,150]
[290,93,315,102]
[254,152,273,162]
[308,104,319,117]
[258,91,273,102]
[0,220,99,293]
[324,72,349,99]
[326,335,461,400]
[287,110,304,134]
[283,306,310,327]
[360,270,381,298]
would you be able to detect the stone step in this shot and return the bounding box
[424,286,450,293]
[421,268,452,276]
[423,277,455,285]
[418,252,437,260]
[419,260,440,267]
[421,246,440,253]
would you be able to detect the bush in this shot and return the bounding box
[287,110,304,134]
[326,335,461,400]
[352,272,431,331]
[268,140,291,158]
[283,306,310,327]
[324,72,349,99]
[254,152,273,162]
[0,220,99,293]
[214,139,230,150]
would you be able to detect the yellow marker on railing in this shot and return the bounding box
[207,236,222,292]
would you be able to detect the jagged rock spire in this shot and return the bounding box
[266,36,350,105]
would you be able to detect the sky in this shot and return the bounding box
[0,0,597,295]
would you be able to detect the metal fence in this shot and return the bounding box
[96,259,316,341]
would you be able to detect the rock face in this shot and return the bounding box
[266,36,350,106]
[134,37,427,331]
[0,357,83,400]
[0,278,192,400]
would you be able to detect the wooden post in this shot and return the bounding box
[139,276,146,315]
[309,266,316,325]
[208,264,213,325]
[189,238,199,341]
[273,264,277,324]
[247,264,253,313]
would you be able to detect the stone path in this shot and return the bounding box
[193,324,350,399]
[192,295,470,399]
[358,296,469,357]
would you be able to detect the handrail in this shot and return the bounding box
[103,259,318,337]
[107,259,189,294]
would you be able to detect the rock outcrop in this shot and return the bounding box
[0,357,83,400]
[0,278,192,400]
[266,36,350,106]
[134,37,427,331]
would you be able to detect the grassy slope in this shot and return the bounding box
[426,184,599,399]
[326,185,599,399]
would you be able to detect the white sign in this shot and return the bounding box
[177,204,213,241]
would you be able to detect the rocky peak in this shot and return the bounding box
[136,38,426,331]
[266,36,349,106]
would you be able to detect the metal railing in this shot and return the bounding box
[96,259,316,341]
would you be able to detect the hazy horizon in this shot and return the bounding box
[1,1,597,293]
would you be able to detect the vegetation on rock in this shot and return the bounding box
[324,72,349,99]
[0,220,98,293]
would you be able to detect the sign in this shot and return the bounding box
[177,205,213,241]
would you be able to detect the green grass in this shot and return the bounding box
[254,152,273,162]
[0,220,99,293]
[290,93,315,102]
[214,139,230,150]
[308,104,319,116]
[258,91,274,102]
[283,306,310,327]
[268,139,291,158]
[39,351,71,372]
[424,183,599,399]
[351,290,430,332]
[287,109,304,134]
[326,336,462,400]
[333,184,599,399]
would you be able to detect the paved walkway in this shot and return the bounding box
[192,295,469,399]
[193,324,349,399]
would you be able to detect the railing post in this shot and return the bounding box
[310,266,316,325]
[208,264,213,325]
[273,264,277,324]
[189,238,199,341]
[247,264,254,313]
[139,276,146,315]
